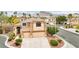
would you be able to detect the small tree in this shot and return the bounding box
[56,16,67,24]
[13,18,20,25]
[8,32,15,41]
[68,14,73,27]
[47,27,59,36]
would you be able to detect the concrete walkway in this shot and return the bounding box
[21,37,50,48]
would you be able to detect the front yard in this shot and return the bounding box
[6,26,65,48]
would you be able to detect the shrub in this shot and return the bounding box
[8,32,15,37]
[8,32,15,41]
[64,25,73,28]
[50,40,58,46]
[47,27,59,36]
[8,36,15,41]
[15,38,22,46]
[75,30,79,32]
[19,34,21,38]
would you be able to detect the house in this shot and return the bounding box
[14,17,47,38]
[45,16,56,26]
[67,17,79,26]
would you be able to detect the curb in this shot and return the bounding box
[60,27,79,35]
[55,35,75,48]
[0,34,15,48]
[4,35,16,48]
[55,35,67,48]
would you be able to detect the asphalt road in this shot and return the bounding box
[57,28,79,48]
[0,36,8,48]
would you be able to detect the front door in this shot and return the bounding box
[16,27,21,34]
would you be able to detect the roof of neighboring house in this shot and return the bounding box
[21,18,45,22]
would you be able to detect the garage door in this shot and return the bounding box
[23,33,30,38]
[32,32,46,37]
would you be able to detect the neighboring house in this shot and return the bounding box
[67,17,79,25]
[0,23,13,34]
[14,17,47,38]
[45,16,56,26]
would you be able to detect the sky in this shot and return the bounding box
[4,11,79,16]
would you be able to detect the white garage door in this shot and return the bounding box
[32,32,46,37]
[23,33,30,38]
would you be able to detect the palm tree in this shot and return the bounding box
[5,11,7,16]
[22,13,26,17]
[68,14,73,26]
[13,11,17,16]
[0,11,5,34]
[0,11,4,27]
[36,13,40,18]
[28,14,31,18]
[0,11,4,16]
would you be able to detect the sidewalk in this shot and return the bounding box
[60,27,79,35]
[62,40,75,48]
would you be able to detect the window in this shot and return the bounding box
[21,19,23,21]
[36,22,41,27]
[22,23,26,26]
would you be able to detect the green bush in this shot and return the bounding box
[8,36,15,41]
[50,40,58,46]
[75,30,79,32]
[8,32,15,41]
[47,27,59,36]
[64,25,73,28]
[19,34,21,38]
[15,38,22,45]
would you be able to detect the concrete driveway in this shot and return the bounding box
[21,37,50,48]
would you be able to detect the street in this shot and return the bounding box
[0,36,8,48]
[57,28,79,48]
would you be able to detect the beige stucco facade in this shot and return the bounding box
[67,18,79,25]
[19,18,46,38]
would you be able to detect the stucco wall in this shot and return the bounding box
[32,32,46,37]
[23,33,30,38]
